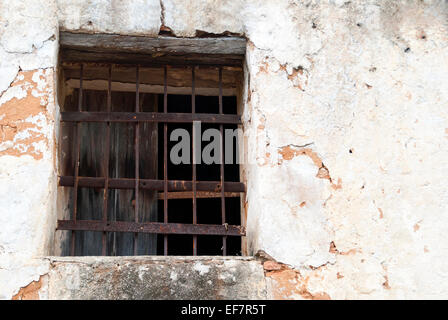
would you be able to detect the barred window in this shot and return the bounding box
[57,61,245,256]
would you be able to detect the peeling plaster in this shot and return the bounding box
[12,274,47,300]
[263,258,331,300]
[0,69,54,160]
[56,0,161,35]
[0,0,58,300]
[1,0,448,300]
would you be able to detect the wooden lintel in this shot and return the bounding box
[60,32,246,67]
[60,32,247,55]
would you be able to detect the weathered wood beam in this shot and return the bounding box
[62,63,242,96]
[60,32,247,55]
[62,63,241,88]
[60,32,246,67]
[61,49,244,66]
[65,79,237,96]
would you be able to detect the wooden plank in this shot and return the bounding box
[59,176,246,193]
[72,87,105,255]
[62,63,242,96]
[60,32,246,56]
[65,79,237,96]
[105,91,158,255]
[57,220,246,236]
[60,111,242,124]
[61,89,159,256]
[61,48,244,67]
[136,93,159,255]
[63,64,241,88]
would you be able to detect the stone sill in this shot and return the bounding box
[47,255,256,263]
[41,255,267,300]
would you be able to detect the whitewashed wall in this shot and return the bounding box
[0,0,59,299]
[1,0,447,299]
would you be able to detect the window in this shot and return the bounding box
[57,62,245,256]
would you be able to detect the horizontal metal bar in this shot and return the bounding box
[61,112,241,124]
[57,220,245,236]
[59,176,246,193]
[157,191,240,200]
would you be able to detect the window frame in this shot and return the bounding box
[57,62,246,256]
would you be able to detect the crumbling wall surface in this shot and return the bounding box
[241,0,448,299]
[57,0,161,35]
[2,0,448,300]
[46,256,267,299]
[245,1,448,299]
[129,0,447,299]
[0,0,58,299]
[244,0,448,299]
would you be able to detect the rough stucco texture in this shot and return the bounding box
[0,0,58,300]
[45,257,267,300]
[1,0,448,299]
[241,0,448,299]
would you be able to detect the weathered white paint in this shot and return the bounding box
[1,0,448,299]
[0,0,59,300]
[242,0,448,299]
[57,0,161,35]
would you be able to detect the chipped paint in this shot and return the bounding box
[193,262,211,276]
[264,261,331,300]
[1,0,448,300]
[278,145,342,189]
[0,69,54,160]
[12,275,46,300]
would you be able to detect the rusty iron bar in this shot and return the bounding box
[134,66,140,255]
[163,66,168,256]
[57,220,245,236]
[192,66,197,256]
[59,176,245,192]
[219,67,227,256]
[70,63,83,256]
[60,63,245,256]
[157,191,240,200]
[60,111,241,124]
[101,65,112,256]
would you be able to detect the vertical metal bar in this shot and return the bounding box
[134,66,140,255]
[101,65,112,256]
[163,66,168,256]
[192,66,197,256]
[70,63,83,256]
[219,67,227,256]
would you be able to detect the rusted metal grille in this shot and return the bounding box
[57,63,245,256]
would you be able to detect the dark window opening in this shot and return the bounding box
[57,63,245,256]
[156,94,241,256]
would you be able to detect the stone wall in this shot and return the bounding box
[1,0,448,299]
[11,257,267,300]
